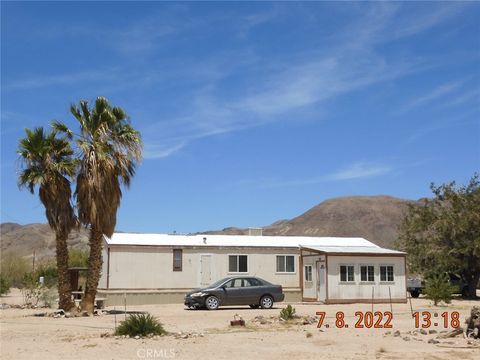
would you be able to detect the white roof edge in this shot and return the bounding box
[104,232,384,249]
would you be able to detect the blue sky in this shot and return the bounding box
[1,2,479,233]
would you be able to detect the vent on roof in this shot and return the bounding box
[247,228,263,236]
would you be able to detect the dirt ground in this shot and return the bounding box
[1,289,479,360]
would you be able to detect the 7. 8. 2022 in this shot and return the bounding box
[316,311,393,329]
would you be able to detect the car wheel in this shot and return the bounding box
[249,304,259,309]
[260,295,273,309]
[205,295,220,310]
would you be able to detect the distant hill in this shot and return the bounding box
[204,196,415,249]
[1,195,414,260]
[0,223,89,260]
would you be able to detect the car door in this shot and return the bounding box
[244,277,264,303]
[223,278,244,305]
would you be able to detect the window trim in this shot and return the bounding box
[275,254,296,274]
[173,249,183,272]
[227,254,249,274]
[339,264,355,283]
[360,264,375,283]
[304,265,313,282]
[379,264,395,283]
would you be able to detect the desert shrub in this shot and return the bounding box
[115,313,166,337]
[424,273,456,306]
[0,273,11,295]
[69,248,89,267]
[280,304,296,320]
[0,252,30,287]
[21,271,57,307]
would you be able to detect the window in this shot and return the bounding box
[304,265,313,282]
[276,255,295,273]
[340,265,355,282]
[228,255,248,273]
[247,278,262,286]
[173,249,182,271]
[380,265,394,282]
[225,278,244,288]
[360,265,375,282]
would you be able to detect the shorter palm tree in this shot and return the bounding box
[18,127,77,311]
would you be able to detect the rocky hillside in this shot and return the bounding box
[205,196,414,249]
[0,223,89,260]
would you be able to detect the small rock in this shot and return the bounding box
[65,312,72,318]
[428,330,437,335]
[134,335,140,340]
[419,329,428,335]
[393,330,401,337]
[428,339,439,344]
[181,334,189,339]
[114,336,119,339]
[402,336,411,341]
[384,331,391,336]
[199,333,204,337]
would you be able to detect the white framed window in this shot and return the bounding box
[228,255,248,273]
[304,265,313,282]
[173,249,183,271]
[380,265,394,282]
[276,255,295,273]
[360,265,375,282]
[340,265,355,282]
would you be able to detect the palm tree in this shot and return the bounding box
[58,97,142,313]
[18,127,77,311]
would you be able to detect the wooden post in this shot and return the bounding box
[124,292,127,320]
[371,286,374,313]
[388,286,393,314]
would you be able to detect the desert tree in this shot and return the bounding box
[54,97,142,313]
[18,127,77,311]
[398,174,480,298]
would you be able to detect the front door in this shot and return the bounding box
[200,255,212,287]
[317,261,326,302]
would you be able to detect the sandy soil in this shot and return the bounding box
[1,289,479,360]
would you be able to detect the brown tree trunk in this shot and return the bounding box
[80,228,103,314]
[56,231,75,311]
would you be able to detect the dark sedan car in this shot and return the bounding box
[184,276,285,310]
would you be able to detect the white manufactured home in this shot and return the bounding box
[97,233,407,306]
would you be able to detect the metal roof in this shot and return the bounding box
[105,232,381,249]
[300,245,405,255]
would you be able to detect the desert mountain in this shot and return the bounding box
[205,196,414,249]
[1,223,89,260]
[1,195,413,260]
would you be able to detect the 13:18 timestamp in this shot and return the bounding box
[413,311,460,329]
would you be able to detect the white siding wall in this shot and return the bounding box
[327,256,406,300]
[102,247,301,289]
[98,244,108,288]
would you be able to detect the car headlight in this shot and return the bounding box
[190,292,205,297]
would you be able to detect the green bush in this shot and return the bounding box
[0,273,11,296]
[115,313,166,337]
[0,252,30,288]
[69,248,89,267]
[424,273,456,306]
[280,304,296,320]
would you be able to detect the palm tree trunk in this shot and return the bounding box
[80,227,103,314]
[56,231,75,311]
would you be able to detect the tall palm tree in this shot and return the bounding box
[18,127,77,311]
[58,97,142,313]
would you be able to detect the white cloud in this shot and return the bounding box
[326,161,393,181]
